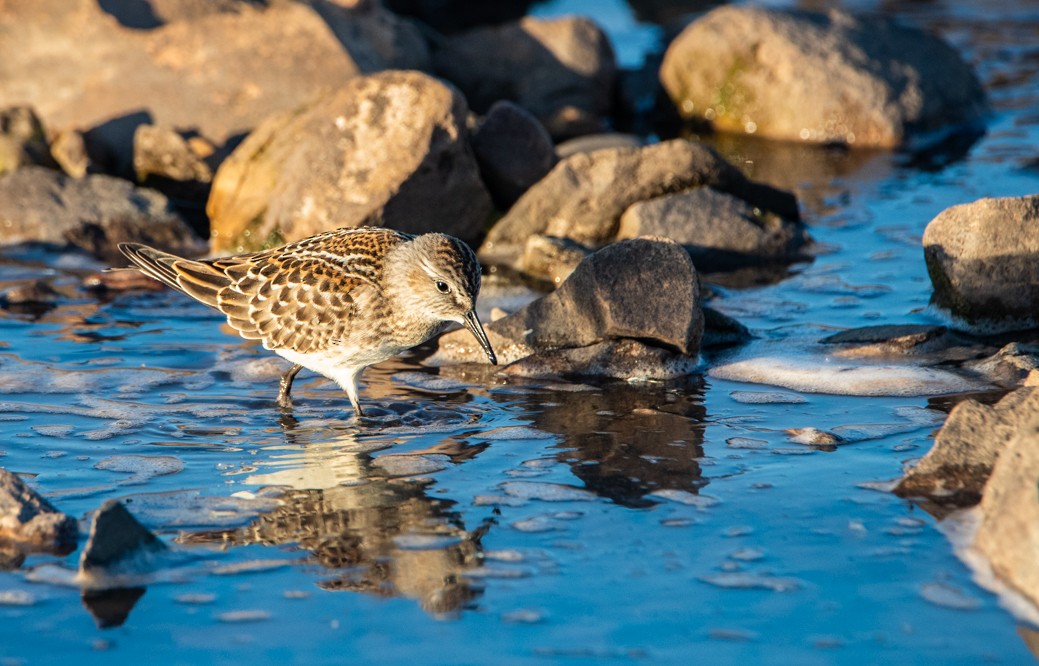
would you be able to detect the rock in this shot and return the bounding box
[820,324,950,350]
[478,139,800,268]
[0,106,57,175]
[616,187,809,271]
[431,238,704,378]
[50,128,91,178]
[702,307,752,349]
[79,499,167,578]
[470,101,557,208]
[965,343,1039,388]
[515,235,591,285]
[786,427,844,447]
[433,16,617,139]
[0,166,205,262]
[0,467,77,552]
[0,0,429,173]
[208,70,492,253]
[0,280,60,317]
[133,124,213,230]
[502,338,701,381]
[923,195,1039,331]
[555,133,644,159]
[660,6,987,148]
[894,387,1039,506]
[382,0,534,34]
[973,410,1039,611]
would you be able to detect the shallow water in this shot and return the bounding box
[3,0,1039,663]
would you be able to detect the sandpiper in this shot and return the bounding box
[118,227,497,416]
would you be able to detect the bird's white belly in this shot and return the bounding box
[275,344,403,390]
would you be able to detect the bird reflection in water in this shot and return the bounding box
[183,410,491,617]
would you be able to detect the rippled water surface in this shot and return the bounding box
[3,1,1039,663]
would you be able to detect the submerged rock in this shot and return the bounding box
[820,324,953,354]
[431,238,703,378]
[894,387,1039,506]
[616,187,809,272]
[0,166,204,261]
[0,0,428,172]
[923,195,1039,331]
[470,101,558,209]
[208,70,492,253]
[0,468,77,552]
[660,6,987,148]
[433,16,616,139]
[80,500,167,579]
[478,139,799,268]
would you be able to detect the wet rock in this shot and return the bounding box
[501,338,700,381]
[515,235,591,285]
[0,0,428,172]
[0,468,77,552]
[208,70,492,253]
[133,124,212,201]
[478,139,799,268]
[973,410,1039,611]
[702,307,752,349]
[433,16,616,140]
[0,280,59,307]
[617,187,809,272]
[432,238,704,378]
[0,167,204,262]
[820,324,951,352]
[786,427,844,447]
[965,343,1039,388]
[894,387,1039,506]
[80,500,167,578]
[555,133,644,159]
[923,195,1039,331]
[660,6,987,148]
[0,107,58,175]
[471,101,557,208]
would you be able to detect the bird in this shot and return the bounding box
[117,227,497,416]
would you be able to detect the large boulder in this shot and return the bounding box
[430,238,704,379]
[894,388,1039,506]
[433,16,617,139]
[617,187,809,272]
[470,101,558,209]
[923,195,1039,331]
[0,166,204,261]
[477,139,799,268]
[0,0,429,173]
[0,467,77,553]
[660,6,987,148]
[207,70,493,253]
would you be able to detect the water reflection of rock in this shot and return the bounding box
[185,426,489,616]
[503,378,709,508]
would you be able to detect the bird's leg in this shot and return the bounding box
[343,367,365,418]
[277,364,303,408]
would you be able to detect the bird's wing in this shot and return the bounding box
[118,233,400,353]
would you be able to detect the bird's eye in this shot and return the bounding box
[435,280,450,293]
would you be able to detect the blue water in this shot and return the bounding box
[3,1,1039,663]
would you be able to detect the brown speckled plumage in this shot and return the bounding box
[118,226,496,416]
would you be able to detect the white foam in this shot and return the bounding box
[499,481,597,502]
[480,426,556,441]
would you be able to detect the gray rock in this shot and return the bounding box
[0,106,57,175]
[923,195,1039,331]
[660,6,987,148]
[433,16,616,140]
[0,0,429,172]
[617,187,809,271]
[973,409,1039,610]
[471,101,557,208]
[894,387,1039,506]
[478,139,799,268]
[702,307,752,349]
[0,166,205,261]
[515,235,590,285]
[965,343,1039,388]
[80,499,166,577]
[208,70,493,253]
[502,338,701,381]
[0,467,77,552]
[431,238,704,378]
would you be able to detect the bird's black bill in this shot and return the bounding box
[462,310,497,365]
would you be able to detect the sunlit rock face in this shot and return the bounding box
[660,6,987,148]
